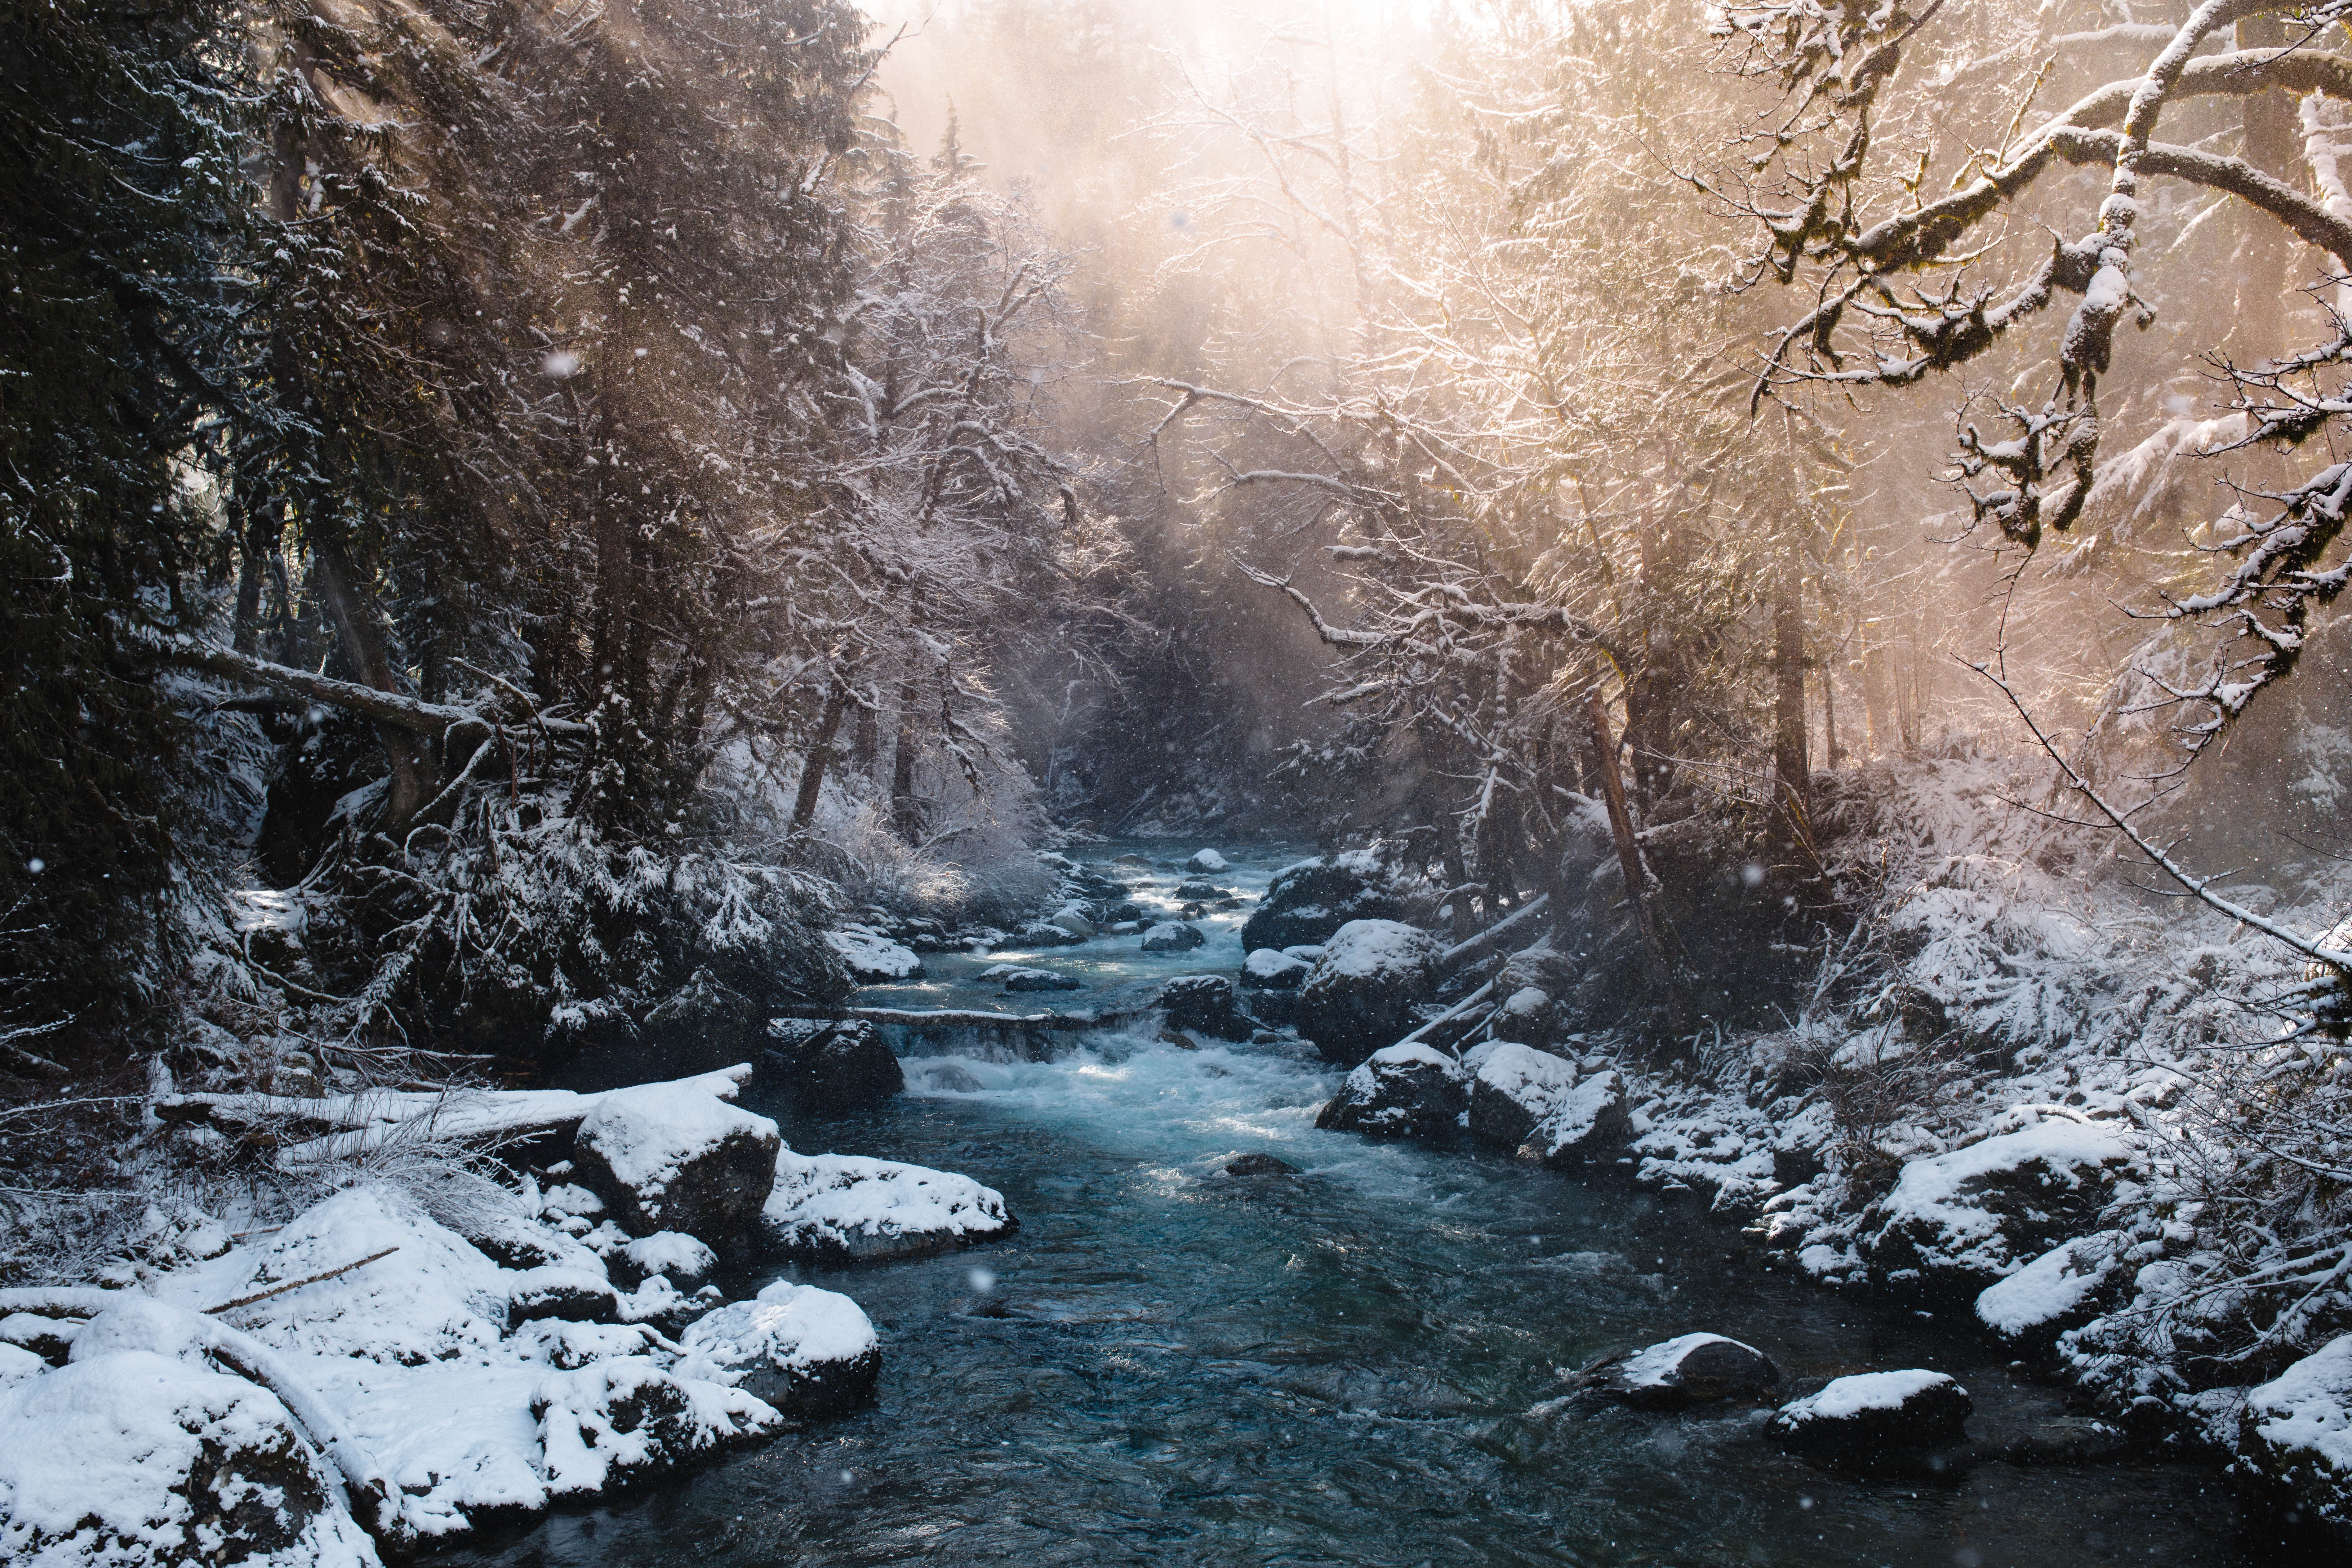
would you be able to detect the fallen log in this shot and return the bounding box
[1436,894,1550,974]
[769,1004,1145,1032]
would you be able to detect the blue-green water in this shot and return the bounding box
[456,841,2272,1567]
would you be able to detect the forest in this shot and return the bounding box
[4,0,2352,1562]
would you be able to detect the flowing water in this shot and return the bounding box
[459,842,2273,1567]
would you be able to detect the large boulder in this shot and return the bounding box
[573,1081,783,1247]
[1139,921,1206,952]
[1770,1371,1973,1461]
[979,964,1084,993]
[1186,848,1230,872]
[1242,948,1311,990]
[1241,850,1429,952]
[676,1282,881,1417]
[762,1150,1016,1263]
[761,1018,905,1114]
[1595,1333,1778,1409]
[824,925,924,985]
[1315,1044,1466,1141]
[1861,1115,2142,1304]
[1159,975,1255,1041]
[1295,919,1445,1066]
[0,1351,381,1568]
[1462,1041,1578,1149]
[1973,1230,2125,1347]
[533,1356,783,1500]
[2237,1334,2352,1540]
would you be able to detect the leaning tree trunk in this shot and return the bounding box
[1769,555,1816,874]
[1585,689,1679,1020]
[308,541,437,830]
[790,680,854,833]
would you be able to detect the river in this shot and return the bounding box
[453,840,2262,1567]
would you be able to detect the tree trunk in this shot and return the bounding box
[1770,556,1813,861]
[889,667,925,843]
[790,681,853,833]
[308,541,437,829]
[1585,690,1676,1008]
[2232,13,2296,360]
[1860,630,1894,758]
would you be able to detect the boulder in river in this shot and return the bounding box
[1224,1153,1300,1177]
[1016,920,1088,948]
[1187,848,1229,872]
[1139,920,1206,952]
[824,924,925,985]
[1315,1043,1466,1140]
[979,964,1084,992]
[2235,1334,2352,1541]
[1769,1371,1973,1461]
[1242,947,1311,989]
[573,1080,783,1247]
[1595,1332,1779,1409]
[762,1149,1016,1264]
[676,1280,881,1418]
[1159,974,1256,1040]
[1295,919,1445,1066]
[762,1018,905,1114]
[1240,850,1431,952]
[1462,1041,1578,1150]
[534,1355,783,1500]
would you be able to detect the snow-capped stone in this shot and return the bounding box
[572,1079,783,1246]
[507,1267,619,1326]
[613,1231,717,1293]
[1240,851,1428,951]
[824,924,925,984]
[1862,1115,2140,1303]
[1521,1069,1629,1167]
[676,1281,880,1417]
[761,1018,904,1113]
[1770,1370,1972,1459]
[1159,974,1255,1040]
[0,1344,44,1388]
[2237,1335,2352,1538]
[1597,1332,1778,1409]
[1139,920,1206,952]
[1315,1043,1466,1141]
[0,1350,383,1568]
[1463,1041,1578,1149]
[761,1150,1015,1263]
[1296,919,1445,1066]
[1015,920,1088,948]
[1186,848,1229,873]
[979,964,1084,992]
[1974,1230,2123,1342]
[1242,948,1311,989]
[532,1356,782,1500]
[1042,902,1096,941]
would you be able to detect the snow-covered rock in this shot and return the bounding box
[1296,919,1445,1066]
[1186,848,1229,873]
[1862,1115,2140,1303]
[824,924,925,985]
[572,1079,783,1246]
[1041,902,1096,942]
[979,964,1083,992]
[1158,974,1254,1041]
[1974,1230,2123,1343]
[1240,850,1428,952]
[761,1018,904,1114]
[675,1281,879,1417]
[2237,1334,2352,1538]
[1139,920,1206,952]
[1521,1070,1629,1167]
[1770,1370,1972,1460]
[1315,1044,1466,1141]
[612,1231,717,1293]
[1596,1332,1778,1409]
[506,1267,619,1326]
[0,1350,383,1568]
[532,1356,781,1500]
[1463,1042,1578,1149]
[761,1150,1015,1263]
[1242,948,1311,990]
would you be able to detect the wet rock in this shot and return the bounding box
[573,1080,783,1247]
[1015,920,1088,948]
[508,1266,621,1325]
[1114,853,1152,867]
[2236,1334,2352,1540]
[762,1018,905,1114]
[0,1350,374,1568]
[1140,920,1207,952]
[979,964,1083,992]
[1242,948,1311,990]
[910,1061,986,1093]
[1861,1115,2142,1305]
[1159,974,1256,1041]
[1241,850,1431,952]
[676,1280,881,1418]
[824,924,925,984]
[1315,1043,1466,1141]
[1770,1371,1973,1461]
[1247,989,1300,1028]
[1225,1153,1300,1177]
[1295,919,1445,1066]
[1596,1332,1779,1409]
[1175,880,1228,900]
[1187,848,1230,872]
[1041,902,1096,941]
